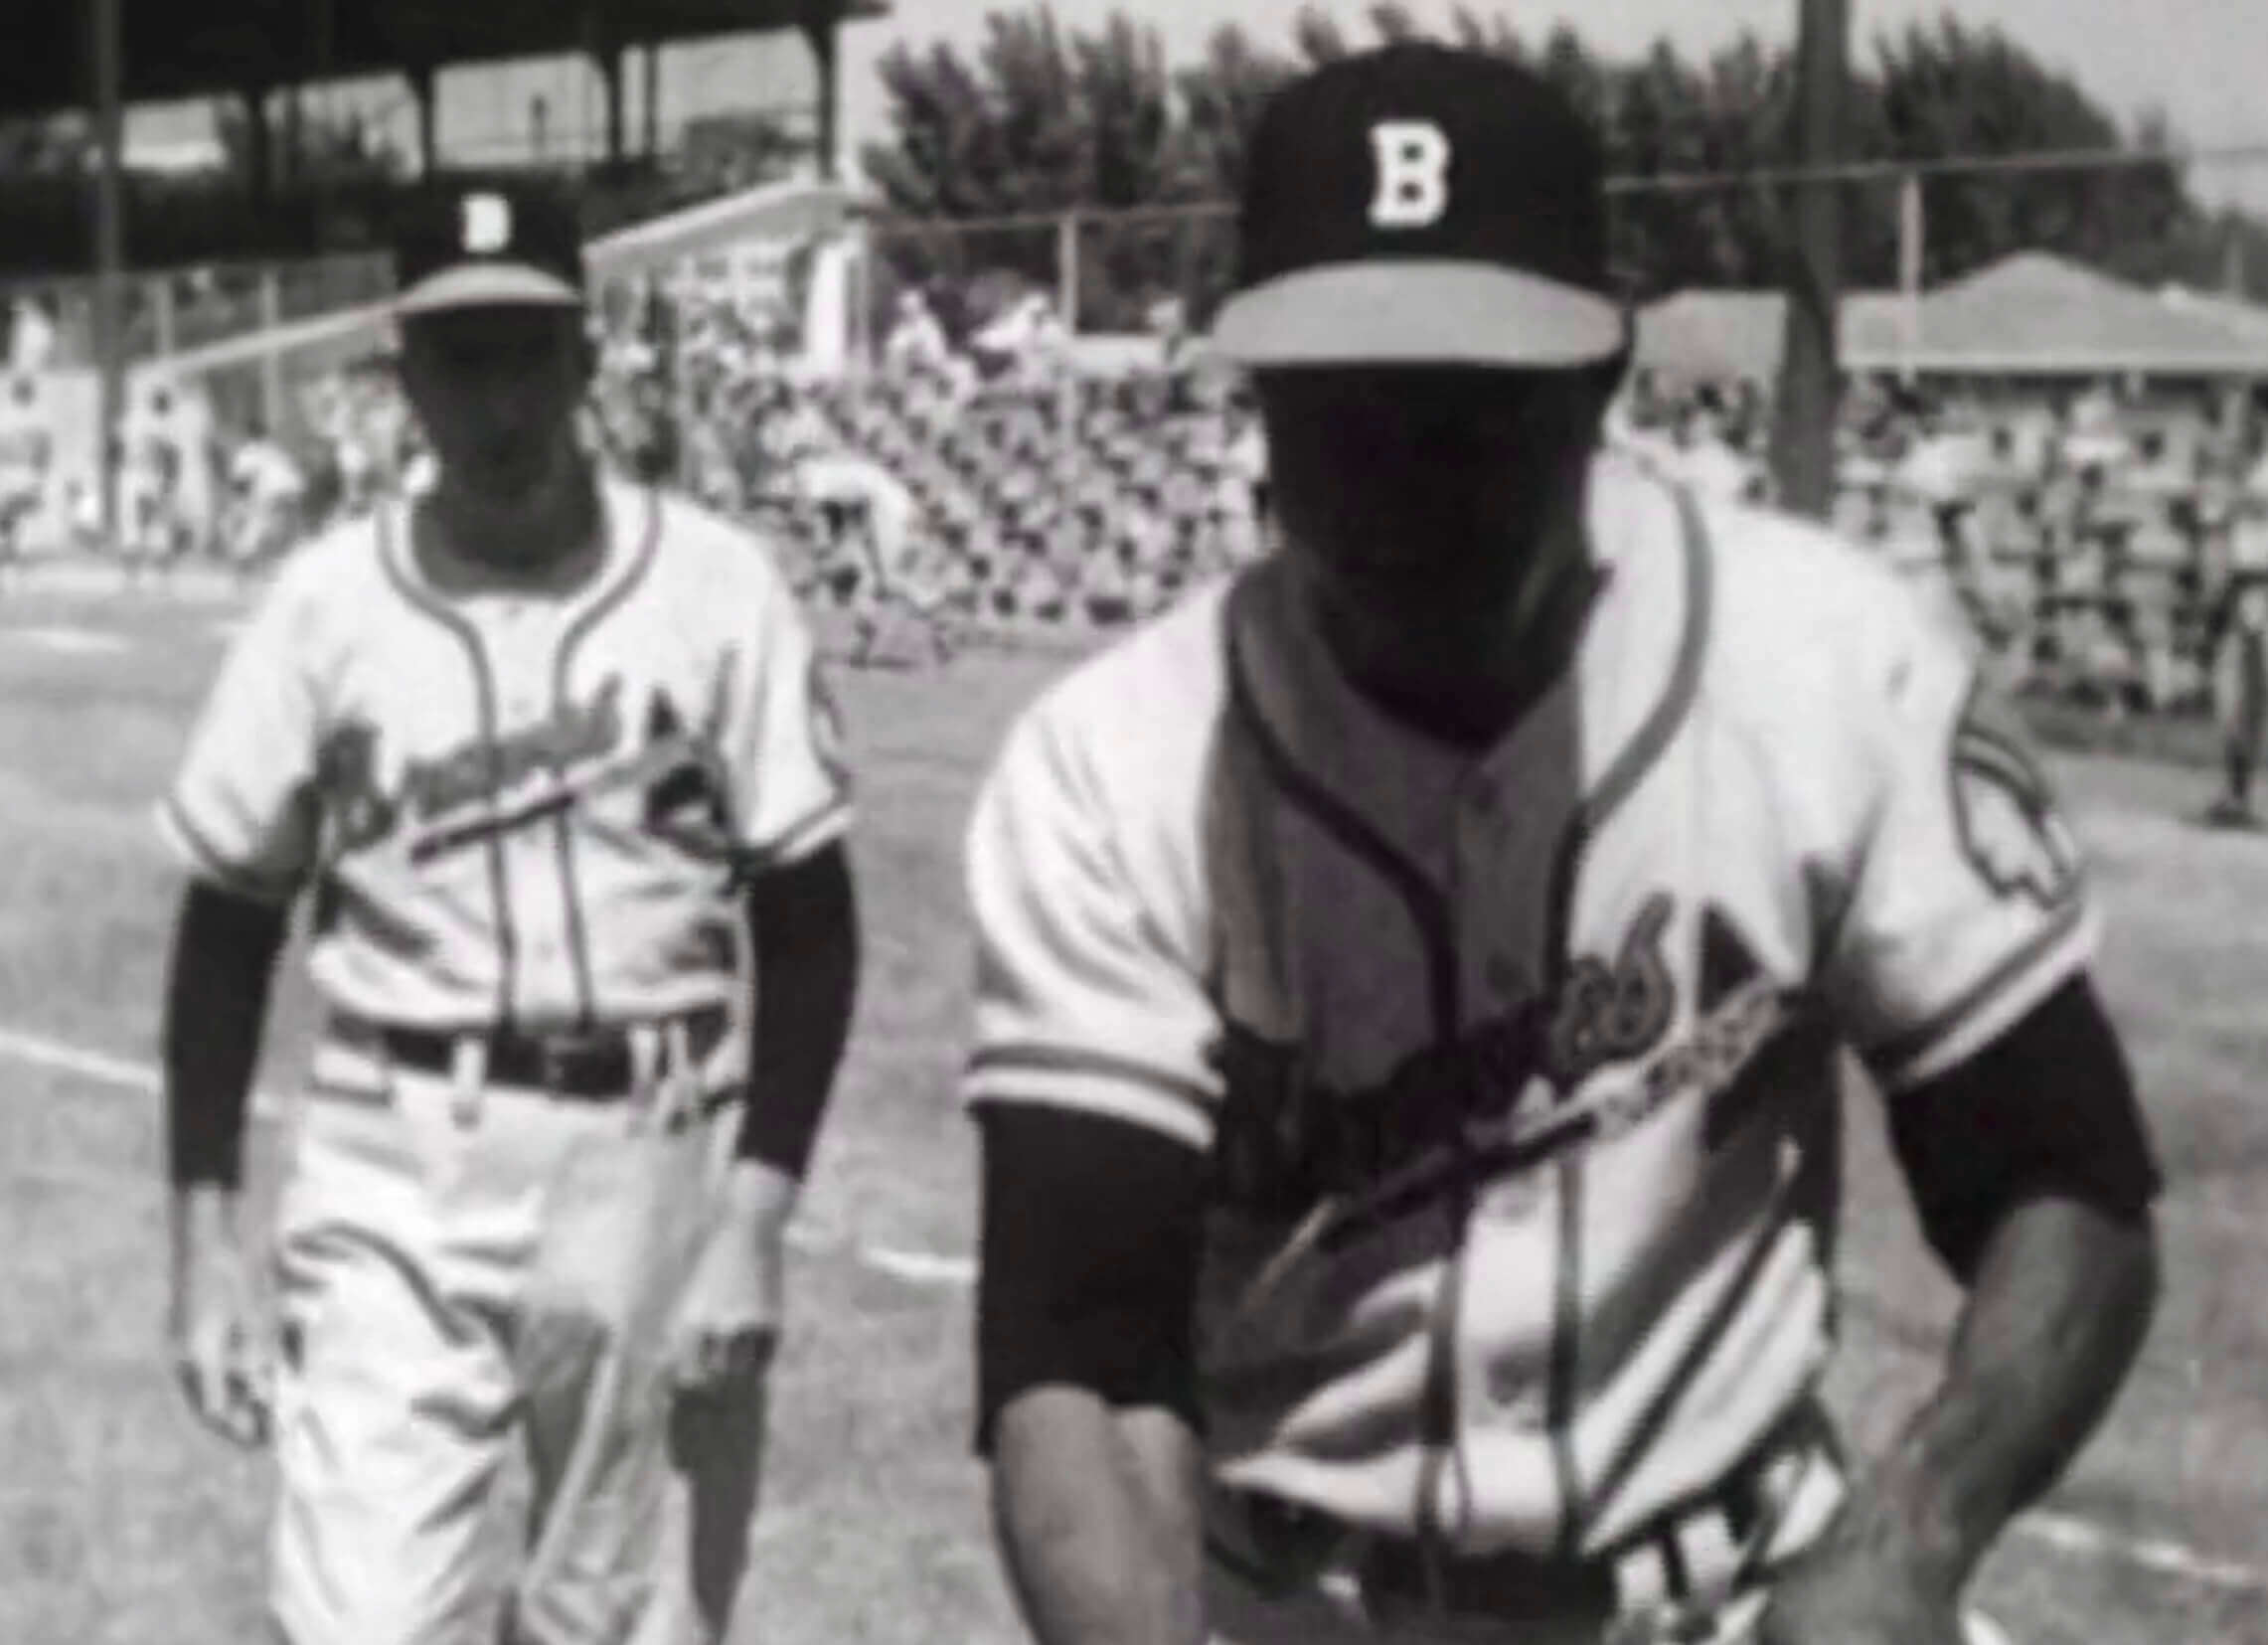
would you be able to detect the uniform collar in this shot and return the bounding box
[381,476,659,623]
[1225,451,1710,849]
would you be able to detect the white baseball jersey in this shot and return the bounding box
[160,478,852,1032]
[963,447,2096,1561]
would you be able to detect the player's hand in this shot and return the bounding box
[667,1162,794,1402]
[166,1184,272,1449]
[1752,1500,1968,1645]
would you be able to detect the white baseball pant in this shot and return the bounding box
[264,1028,759,1645]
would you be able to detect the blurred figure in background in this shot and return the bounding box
[224,418,306,582]
[0,375,51,582]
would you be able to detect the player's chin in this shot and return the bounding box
[1312,555,1513,635]
[453,446,564,506]
[1295,517,1511,599]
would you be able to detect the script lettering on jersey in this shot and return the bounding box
[314,675,730,863]
[408,677,625,823]
[1210,898,1818,1242]
[1541,892,1676,1090]
[318,678,626,854]
[1210,893,1680,1225]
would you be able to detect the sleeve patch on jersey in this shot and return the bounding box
[1947,682,2082,910]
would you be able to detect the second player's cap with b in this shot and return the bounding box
[391,184,586,318]
[1210,43,1625,370]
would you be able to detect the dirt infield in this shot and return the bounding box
[0,593,2260,1644]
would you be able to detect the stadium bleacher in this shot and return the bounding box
[9,200,2268,715]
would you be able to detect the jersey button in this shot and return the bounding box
[1464,775,1499,817]
[1485,1363,1545,1426]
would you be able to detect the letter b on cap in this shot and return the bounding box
[1369,121,1450,230]
[461,192,513,254]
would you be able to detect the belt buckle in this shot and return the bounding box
[530,1035,580,1093]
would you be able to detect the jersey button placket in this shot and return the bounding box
[1457,769,1533,1010]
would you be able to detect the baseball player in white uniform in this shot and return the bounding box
[225,422,307,576]
[157,185,861,1645]
[2205,509,2268,828]
[0,373,52,573]
[964,49,2161,1645]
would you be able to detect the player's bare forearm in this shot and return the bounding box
[1840,1194,2159,1596]
[715,1155,801,1234]
[993,1390,1207,1645]
[167,1177,257,1287]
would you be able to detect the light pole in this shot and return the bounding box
[1770,0,1850,519]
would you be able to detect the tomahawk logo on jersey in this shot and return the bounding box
[963,448,2095,1562]
[159,479,852,1032]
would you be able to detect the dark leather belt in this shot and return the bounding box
[1360,1536,1618,1623]
[351,1005,730,1100]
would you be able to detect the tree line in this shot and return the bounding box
[861,3,2268,333]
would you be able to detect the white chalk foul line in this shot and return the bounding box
[0,1026,165,1098]
[2012,1511,2268,1593]
[864,1245,979,1287]
[0,1023,969,1277]
[6,1021,2264,1593]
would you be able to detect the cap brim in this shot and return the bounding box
[1211,260,1624,369]
[393,263,583,317]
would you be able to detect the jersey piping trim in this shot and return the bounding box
[549,485,662,1032]
[1220,575,1479,1562]
[1863,891,2092,1090]
[1576,1155,1801,1530]
[741,795,853,874]
[964,1044,1219,1151]
[965,1042,1219,1109]
[1546,477,1715,1558]
[375,503,517,1027]
[1221,576,1460,1028]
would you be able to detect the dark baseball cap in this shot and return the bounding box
[1211,44,1624,369]
[392,185,585,318]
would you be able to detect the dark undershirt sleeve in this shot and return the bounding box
[165,881,292,1189]
[973,1103,1210,1457]
[737,842,860,1173]
[1883,971,2163,1284]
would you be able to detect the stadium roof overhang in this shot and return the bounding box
[3,0,889,122]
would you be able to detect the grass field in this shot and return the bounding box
[0,587,2264,1645]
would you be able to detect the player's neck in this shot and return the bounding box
[1302,510,1599,753]
[417,457,603,597]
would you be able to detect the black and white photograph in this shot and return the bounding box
[0,0,2258,1640]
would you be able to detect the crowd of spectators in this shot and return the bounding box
[584,278,1272,660]
[1615,369,2268,718]
[30,250,2266,721]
